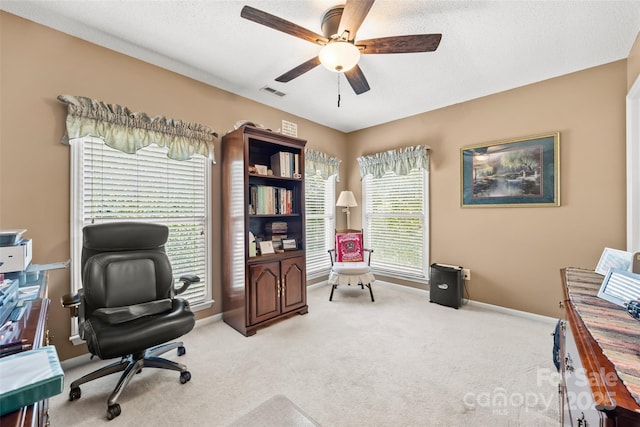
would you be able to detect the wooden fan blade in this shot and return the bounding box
[241,5,328,45]
[275,57,321,83]
[358,34,442,54]
[337,0,375,41]
[345,65,370,95]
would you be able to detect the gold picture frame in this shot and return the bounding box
[461,132,560,207]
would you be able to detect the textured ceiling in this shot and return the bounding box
[2,1,640,132]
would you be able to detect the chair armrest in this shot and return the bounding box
[69,288,87,339]
[364,248,373,266]
[61,292,80,317]
[175,274,200,295]
[328,249,336,266]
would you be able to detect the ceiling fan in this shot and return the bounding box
[241,0,442,95]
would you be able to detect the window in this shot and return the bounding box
[305,172,336,277]
[70,137,212,310]
[362,169,429,281]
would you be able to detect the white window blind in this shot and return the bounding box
[363,169,429,280]
[305,173,335,277]
[71,137,211,307]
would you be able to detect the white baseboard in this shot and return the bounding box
[465,299,558,325]
[196,312,222,325]
[307,281,329,290]
[315,279,558,325]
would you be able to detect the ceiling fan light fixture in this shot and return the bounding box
[319,41,360,73]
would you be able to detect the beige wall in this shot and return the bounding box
[346,60,628,318]
[627,32,640,89]
[0,11,634,360]
[0,12,346,361]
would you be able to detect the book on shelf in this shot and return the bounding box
[270,152,291,178]
[249,186,294,215]
[265,221,288,234]
[271,237,283,250]
[265,221,288,251]
[270,151,301,179]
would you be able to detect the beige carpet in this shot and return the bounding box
[49,281,559,426]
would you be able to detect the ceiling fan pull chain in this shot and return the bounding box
[337,73,341,108]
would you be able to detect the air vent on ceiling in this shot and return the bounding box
[260,86,286,97]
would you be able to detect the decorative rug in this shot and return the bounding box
[228,395,321,427]
[564,268,640,406]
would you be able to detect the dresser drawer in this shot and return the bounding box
[560,319,604,426]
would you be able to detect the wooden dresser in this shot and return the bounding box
[0,272,50,427]
[559,268,640,427]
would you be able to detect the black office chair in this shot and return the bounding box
[66,222,198,420]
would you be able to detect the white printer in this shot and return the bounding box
[0,230,33,274]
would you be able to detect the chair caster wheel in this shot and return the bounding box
[69,387,81,401]
[107,403,121,420]
[180,371,191,384]
[177,346,186,356]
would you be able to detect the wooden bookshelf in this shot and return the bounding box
[221,126,308,336]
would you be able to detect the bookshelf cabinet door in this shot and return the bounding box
[249,262,281,325]
[281,256,306,312]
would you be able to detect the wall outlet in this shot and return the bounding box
[462,268,471,281]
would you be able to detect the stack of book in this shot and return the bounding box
[249,186,293,215]
[265,221,288,250]
[270,151,300,178]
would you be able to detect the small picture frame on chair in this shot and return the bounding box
[282,239,296,250]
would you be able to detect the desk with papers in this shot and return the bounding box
[0,272,54,427]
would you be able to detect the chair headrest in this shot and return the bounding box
[83,222,169,252]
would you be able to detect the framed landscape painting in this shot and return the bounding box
[461,132,560,207]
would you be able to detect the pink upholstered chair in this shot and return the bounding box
[327,230,375,301]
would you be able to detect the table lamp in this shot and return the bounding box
[336,191,358,229]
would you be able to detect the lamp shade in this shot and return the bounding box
[336,191,358,207]
[319,41,360,73]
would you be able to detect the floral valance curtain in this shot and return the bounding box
[357,145,430,178]
[305,148,341,181]
[58,94,218,161]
